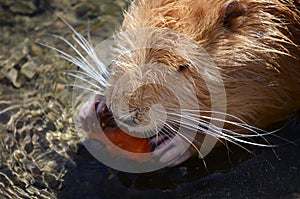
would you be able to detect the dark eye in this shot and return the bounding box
[178,64,189,72]
[223,0,248,30]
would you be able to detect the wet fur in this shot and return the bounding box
[117,0,300,129]
[104,0,300,164]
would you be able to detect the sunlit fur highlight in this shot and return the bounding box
[120,0,300,130]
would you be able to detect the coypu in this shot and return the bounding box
[54,0,300,170]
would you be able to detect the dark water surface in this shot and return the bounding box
[58,115,300,199]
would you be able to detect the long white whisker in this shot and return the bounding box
[180,111,290,148]
[163,109,277,137]
[166,116,253,153]
[65,84,101,94]
[157,118,201,154]
[38,40,107,88]
[50,16,108,77]
[166,107,268,133]
[161,117,253,167]
[164,110,276,147]
[66,71,105,91]
[71,34,109,77]
[47,34,107,85]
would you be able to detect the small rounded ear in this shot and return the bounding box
[223,0,248,30]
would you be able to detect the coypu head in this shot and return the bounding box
[74,0,300,167]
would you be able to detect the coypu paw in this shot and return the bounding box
[77,95,117,138]
[150,132,193,167]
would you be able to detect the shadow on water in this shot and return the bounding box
[58,114,300,199]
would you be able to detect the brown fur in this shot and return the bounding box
[85,0,300,165]
[107,0,300,130]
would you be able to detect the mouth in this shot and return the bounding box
[78,95,195,166]
[78,95,154,155]
[93,95,176,150]
[79,96,174,149]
